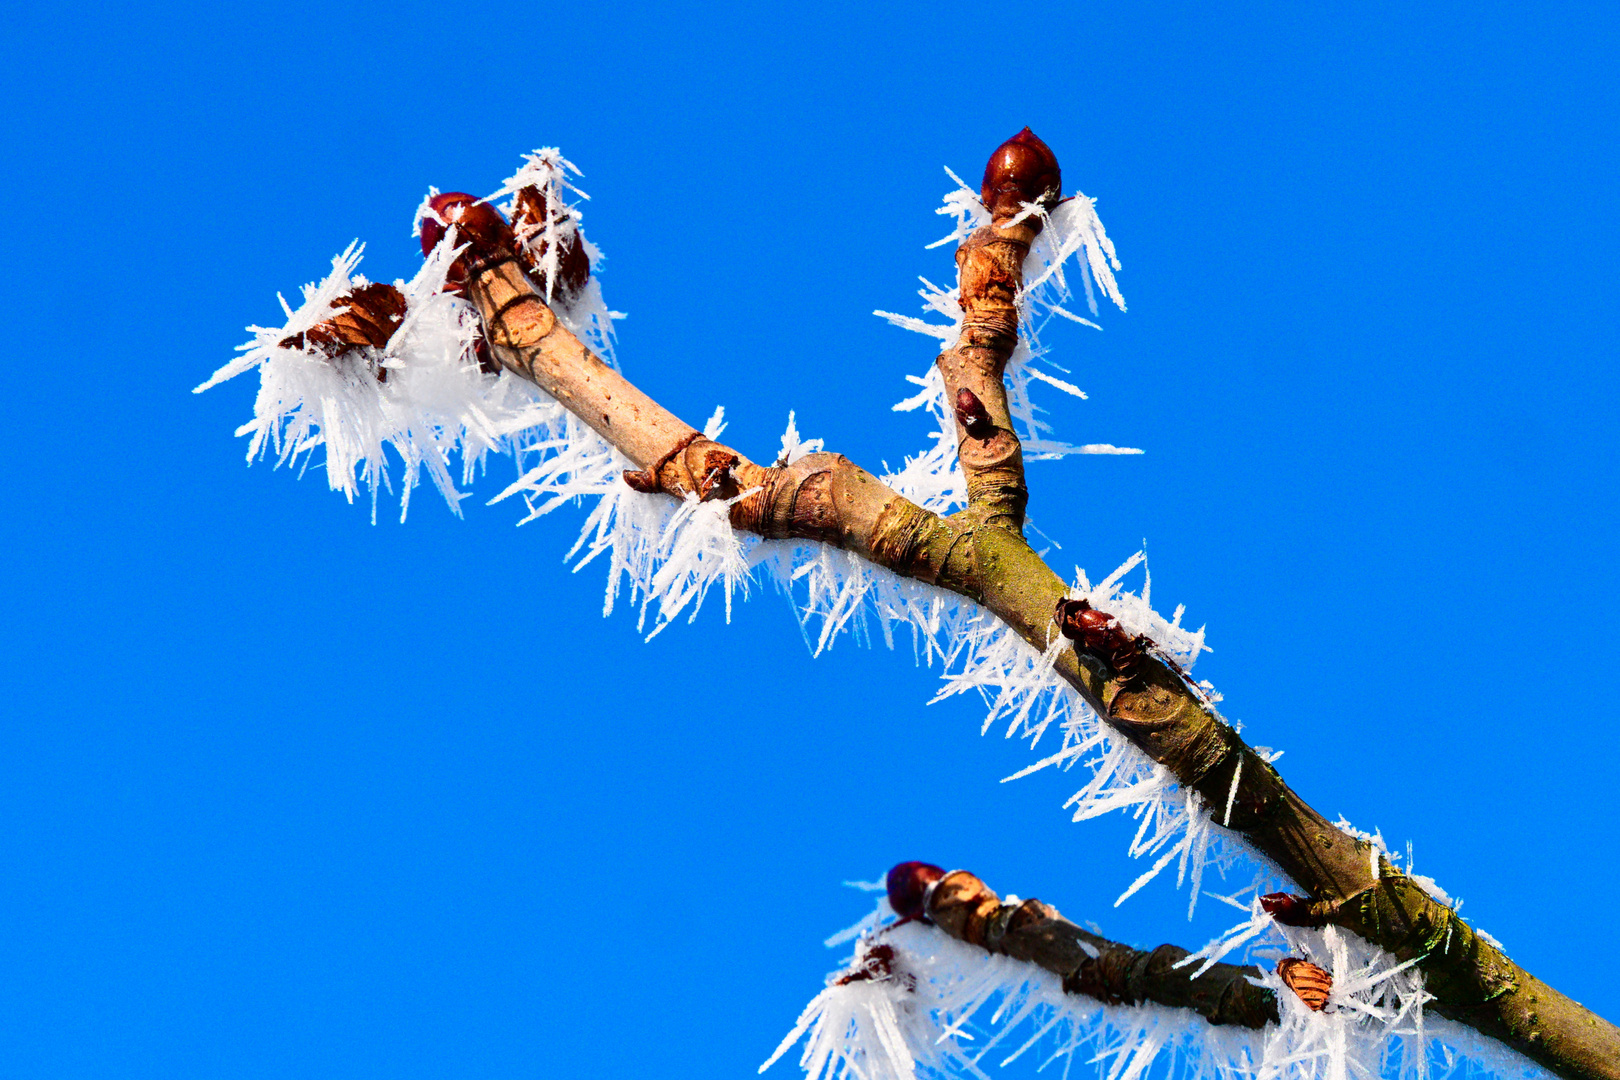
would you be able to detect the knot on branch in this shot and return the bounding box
[955,231,1026,355]
[928,870,1002,947]
[1064,943,1143,1006]
[622,432,703,494]
[869,496,934,577]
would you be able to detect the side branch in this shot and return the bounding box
[891,862,1281,1029]
[935,129,1064,532]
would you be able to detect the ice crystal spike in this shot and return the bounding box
[885,861,945,919]
[980,126,1062,221]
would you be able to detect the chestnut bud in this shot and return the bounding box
[980,127,1062,221]
[953,388,995,439]
[510,185,592,298]
[1055,597,1113,644]
[1259,892,1319,927]
[886,861,946,920]
[418,192,518,290]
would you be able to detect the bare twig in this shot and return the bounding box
[890,861,1282,1029]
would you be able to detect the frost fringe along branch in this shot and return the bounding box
[198,133,1620,1080]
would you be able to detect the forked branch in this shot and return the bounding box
[395,142,1620,1080]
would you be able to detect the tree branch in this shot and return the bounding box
[428,158,1620,1080]
[938,128,1064,532]
[890,861,1282,1029]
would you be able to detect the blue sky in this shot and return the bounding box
[1,1,1616,1076]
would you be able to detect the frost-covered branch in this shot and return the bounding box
[439,164,1617,1078]
[891,861,1283,1029]
[764,864,1489,1080]
[936,127,1063,532]
[201,136,1620,1080]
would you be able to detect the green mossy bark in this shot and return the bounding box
[904,515,1620,1080]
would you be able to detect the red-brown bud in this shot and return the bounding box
[1259,893,1319,927]
[886,861,946,920]
[1055,598,1110,643]
[697,448,740,501]
[621,468,661,494]
[1277,958,1333,1011]
[1055,598,1148,685]
[419,193,518,291]
[980,127,1062,221]
[279,282,407,380]
[510,185,591,298]
[953,388,995,439]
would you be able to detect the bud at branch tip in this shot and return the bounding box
[886,861,946,920]
[980,127,1062,221]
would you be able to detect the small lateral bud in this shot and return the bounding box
[510,185,591,298]
[886,861,946,920]
[835,942,898,985]
[1055,597,1148,686]
[953,388,995,439]
[1259,892,1318,927]
[697,448,740,501]
[621,468,661,494]
[279,282,407,380]
[418,193,518,290]
[1054,597,1111,643]
[980,127,1062,222]
[1277,958,1333,1011]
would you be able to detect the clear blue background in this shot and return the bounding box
[1,2,1615,1076]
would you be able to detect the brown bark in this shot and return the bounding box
[925,868,1279,1029]
[940,218,1034,531]
[452,184,1620,1080]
